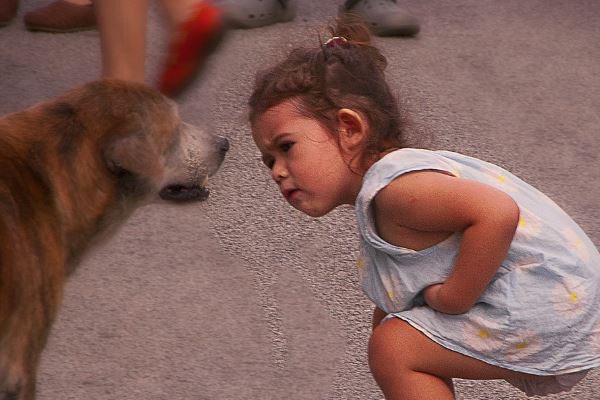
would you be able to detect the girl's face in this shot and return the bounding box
[252,100,364,217]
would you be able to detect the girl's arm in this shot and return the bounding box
[373,170,520,315]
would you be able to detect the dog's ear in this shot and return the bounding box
[103,132,159,177]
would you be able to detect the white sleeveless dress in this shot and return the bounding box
[355,148,600,395]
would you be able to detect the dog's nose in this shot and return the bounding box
[217,136,229,153]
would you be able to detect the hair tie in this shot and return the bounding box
[324,36,349,48]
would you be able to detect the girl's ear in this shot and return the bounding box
[337,108,367,153]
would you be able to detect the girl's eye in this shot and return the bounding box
[263,159,274,169]
[279,142,293,152]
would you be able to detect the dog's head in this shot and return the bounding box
[46,79,228,205]
[2,79,230,265]
[102,107,229,203]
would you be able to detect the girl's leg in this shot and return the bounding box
[95,0,148,82]
[369,318,549,400]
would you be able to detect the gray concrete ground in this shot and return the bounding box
[1,1,600,399]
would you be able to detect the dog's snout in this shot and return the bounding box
[160,185,209,202]
[217,136,229,153]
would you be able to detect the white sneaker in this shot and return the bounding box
[341,0,420,36]
[217,0,296,29]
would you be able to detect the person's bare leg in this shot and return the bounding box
[368,318,552,400]
[95,0,148,82]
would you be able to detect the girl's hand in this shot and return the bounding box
[423,283,473,315]
[423,283,444,312]
[373,170,520,317]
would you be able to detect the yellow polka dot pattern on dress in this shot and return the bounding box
[355,148,600,379]
[478,329,490,339]
[387,289,396,301]
[516,341,529,350]
[569,292,578,303]
[356,257,365,270]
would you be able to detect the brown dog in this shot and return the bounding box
[0,79,228,400]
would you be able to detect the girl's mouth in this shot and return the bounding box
[283,188,300,201]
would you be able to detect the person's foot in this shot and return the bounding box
[158,1,229,98]
[216,0,296,29]
[0,0,18,27]
[340,0,419,37]
[24,0,95,33]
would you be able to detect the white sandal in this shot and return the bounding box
[217,0,296,29]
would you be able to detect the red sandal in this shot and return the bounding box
[157,1,228,98]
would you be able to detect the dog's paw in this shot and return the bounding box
[0,371,23,400]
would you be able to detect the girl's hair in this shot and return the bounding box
[248,15,409,171]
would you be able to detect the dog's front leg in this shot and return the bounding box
[0,332,41,400]
[0,299,57,400]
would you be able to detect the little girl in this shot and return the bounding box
[248,16,600,399]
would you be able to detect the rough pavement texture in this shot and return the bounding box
[1,1,599,399]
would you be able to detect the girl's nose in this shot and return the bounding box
[271,161,288,182]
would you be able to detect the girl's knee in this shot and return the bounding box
[368,319,457,399]
[368,318,413,377]
[368,318,439,372]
